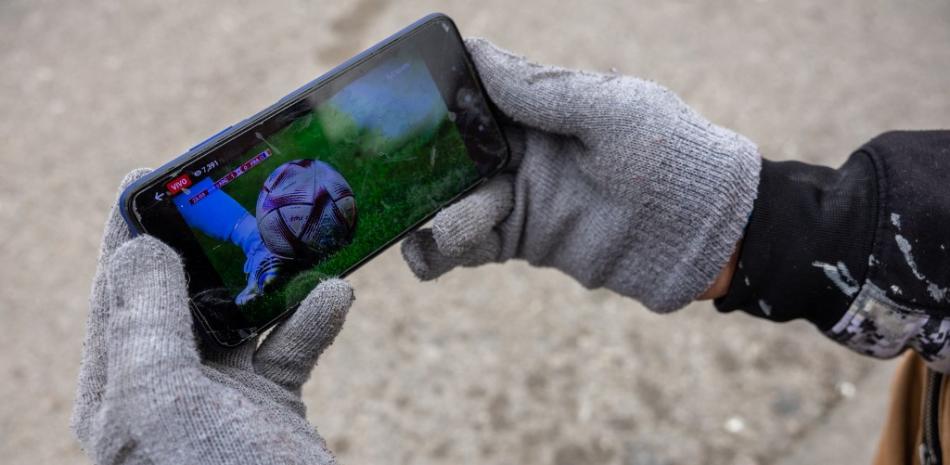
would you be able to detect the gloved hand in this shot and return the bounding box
[72,170,353,465]
[402,39,761,312]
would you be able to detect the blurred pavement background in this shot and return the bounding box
[1,0,948,464]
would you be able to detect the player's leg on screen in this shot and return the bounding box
[172,177,288,305]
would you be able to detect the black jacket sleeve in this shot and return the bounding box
[715,131,950,369]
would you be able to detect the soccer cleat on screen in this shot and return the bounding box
[235,241,288,306]
[231,212,288,306]
[171,178,287,305]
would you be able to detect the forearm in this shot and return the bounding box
[713,130,950,371]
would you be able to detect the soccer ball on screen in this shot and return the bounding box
[256,159,357,262]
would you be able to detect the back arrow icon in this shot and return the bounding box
[154,192,166,201]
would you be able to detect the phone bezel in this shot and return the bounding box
[119,13,510,347]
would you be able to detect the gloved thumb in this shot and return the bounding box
[432,175,513,256]
[104,236,201,389]
[400,175,513,280]
[401,228,503,280]
[254,279,354,393]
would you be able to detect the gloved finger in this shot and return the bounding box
[73,168,151,438]
[104,236,201,390]
[465,37,600,136]
[432,174,514,257]
[253,279,353,393]
[98,169,153,262]
[201,337,257,371]
[401,227,502,280]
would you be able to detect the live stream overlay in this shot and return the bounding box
[163,51,480,325]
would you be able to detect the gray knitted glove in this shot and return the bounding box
[72,170,352,465]
[402,39,761,312]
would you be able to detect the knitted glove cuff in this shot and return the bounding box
[633,119,761,312]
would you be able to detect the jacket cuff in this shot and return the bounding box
[714,154,878,331]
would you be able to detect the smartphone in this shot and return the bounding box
[119,13,509,347]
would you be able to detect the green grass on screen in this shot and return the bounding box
[191,102,477,324]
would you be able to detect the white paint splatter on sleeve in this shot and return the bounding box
[758,299,772,316]
[894,234,948,302]
[928,283,947,302]
[895,234,926,280]
[822,212,950,370]
[812,261,859,297]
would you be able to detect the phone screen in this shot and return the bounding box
[127,17,507,346]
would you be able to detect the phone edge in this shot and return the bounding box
[117,12,511,347]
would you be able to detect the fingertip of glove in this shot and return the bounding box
[463,37,493,54]
[312,278,355,309]
[463,36,488,48]
[296,279,353,339]
[464,37,528,79]
[464,37,518,61]
[101,168,155,252]
[118,167,153,191]
[400,230,438,281]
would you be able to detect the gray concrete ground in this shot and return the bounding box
[1,0,948,464]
